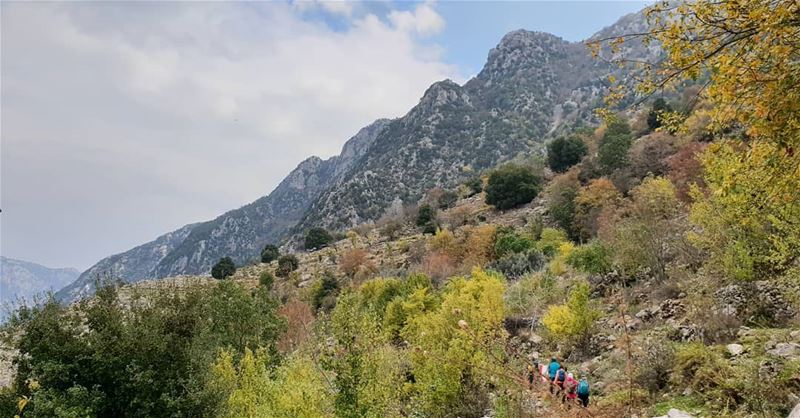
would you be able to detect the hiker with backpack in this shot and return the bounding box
[554,365,567,398]
[547,357,560,394]
[563,371,578,405]
[527,358,538,387]
[576,373,590,407]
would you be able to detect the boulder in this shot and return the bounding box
[788,402,800,418]
[715,281,795,323]
[755,281,796,321]
[653,408,695,418]
[766,342,800,359]
[658,299,686,320]
[759,359,781,380]
[636,308,654,321]
[726,343,744,356]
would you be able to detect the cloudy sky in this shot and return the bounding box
[1,1,646,271]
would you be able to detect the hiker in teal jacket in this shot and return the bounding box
[576,373,590,407]
[547,357,560,394]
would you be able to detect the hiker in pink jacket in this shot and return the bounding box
[563,372,578,405]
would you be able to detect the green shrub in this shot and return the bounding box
[566,241,612,274]
[416,204,437,234]
[463,177,483,196]
[485,164,542,210]
[3,280,285,417]
[416,204,435,226]
[305,227,333,250]
[635,339,675,393]
[493,230,535,258]
[311,273,340,311]
[545,171,580,236]
[670,343,738,408]
[536,228,568,257]
[260,244,280,263]
[259,271,274,289]
[547,135,588,173]
[276,254,300,277]
[211,256,236,280]
[488,250,545,280]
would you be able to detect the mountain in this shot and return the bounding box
[1,257,79,307]
[59,12,652,301]
[293,30,615,232]
[57,120,389,302]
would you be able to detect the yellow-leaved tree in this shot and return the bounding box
[689,140,800,280]
[209,349,333,418]
[592,0,800,284]
[593,0,800,147]
[403,268,508,417]
[542,281,600,350]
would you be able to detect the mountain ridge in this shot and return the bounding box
[59,10,652,301]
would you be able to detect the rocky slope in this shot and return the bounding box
[0,257,79,307]
[60,11,654,300]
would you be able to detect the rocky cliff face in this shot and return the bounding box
[60,11,653,301]
[1,257,79,307]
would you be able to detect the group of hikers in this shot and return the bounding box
[527,356,591,408]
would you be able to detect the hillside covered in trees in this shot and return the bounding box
[3,1,800,417]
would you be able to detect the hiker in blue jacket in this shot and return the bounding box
[576,373,590,407]
[547,357,560,394]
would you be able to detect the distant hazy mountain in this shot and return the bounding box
[1,257,79,307]
[59,10,654,302]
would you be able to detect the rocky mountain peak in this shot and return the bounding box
[414,79,472,116]
[477,29,569,85]
[286,156,324,190]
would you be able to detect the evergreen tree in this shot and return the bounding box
[260,244,280,263]
[484,163,542,210]
[211,257,236,280]
[597,117,633,174]
[304,228,333,251]
[547,135,588,172]
[416,204,437,234]
[276,254,300,277]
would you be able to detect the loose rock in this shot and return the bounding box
[653,408,695,418]
[766,342,800,359]
[726,343,744,356]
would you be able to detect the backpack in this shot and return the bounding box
[556,370,566,382]
[577,379,589,396]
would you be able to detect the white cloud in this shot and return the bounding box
[293,0,355,17]
[0,1,462,269]
[388,2,445,36]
